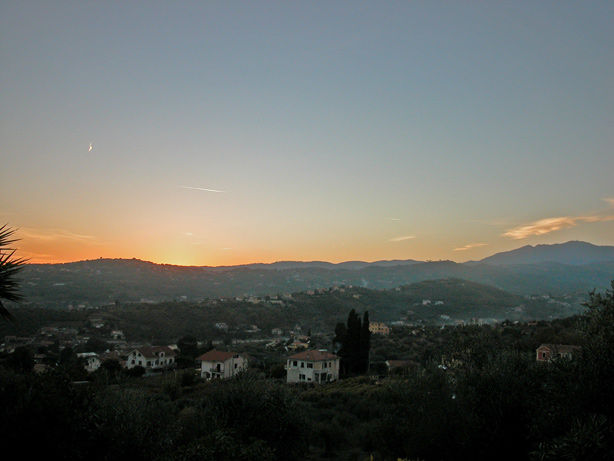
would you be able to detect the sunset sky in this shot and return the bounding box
[1,2,613,266]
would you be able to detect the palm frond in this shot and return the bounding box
[0,224,27,321]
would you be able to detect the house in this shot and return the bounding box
[286,350,339,384]
[197,349,248,380]
[110,330,125,340]
[536,344,581,362]
[214,322,229,331]
[77,352,102,372]
[125,346,176,372]
[287,341,309,351]
[369,322,390,336]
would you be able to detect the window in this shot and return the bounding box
[234,363,238,369]
[293,360,298,367]
[299,374,305,381]
[323,362,327,368]
[300,362,305,368]
[307,363,313,368]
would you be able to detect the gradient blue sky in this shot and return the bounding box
[1,1,613,265]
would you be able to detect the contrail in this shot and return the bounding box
[389,235,415,242]
[180,185,226,193]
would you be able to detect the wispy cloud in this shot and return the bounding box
[21,228,97,242]
[603,197,614,207]
[18,250,54,261]
[389,235,415,242]
[388,218,401,221]
[453,242,488,251]
[503,215,614,239]
[180,185,226,193]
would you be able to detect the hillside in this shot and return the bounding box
[17,256,613,308]
[1,278,583,342]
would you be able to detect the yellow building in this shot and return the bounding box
[369,322,390,336]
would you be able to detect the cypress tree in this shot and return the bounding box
[360,311,371,373]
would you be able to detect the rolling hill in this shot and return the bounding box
[15,241,614,308]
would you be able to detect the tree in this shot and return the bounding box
[335,309,371,376]
[0,225,26,321]
[360,311,371,372]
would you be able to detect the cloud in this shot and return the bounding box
[503,215,614,239]
[453,242,488,251]
[389,235,415,242]
[180,185,225,193]
[18,250,54,261]
[21,228,97,242]
[388,218,401,221]
[603,197,614,207]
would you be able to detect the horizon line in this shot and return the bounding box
[21,239,610,267]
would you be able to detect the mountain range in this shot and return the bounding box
[17,241,614,308]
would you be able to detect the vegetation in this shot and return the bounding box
[334,309,371,375]
[1,279,587,343]
[0,224,26,321]
[1,283,613,459]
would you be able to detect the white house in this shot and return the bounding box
[197,349,248,380]
[536,344,581,362]
[125,346,176,372]
[286,350,340,384]
[77,352,101,373]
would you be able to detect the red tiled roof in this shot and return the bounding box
[136,346,176,358]
[288,350,338,361]
[197,349,238,362]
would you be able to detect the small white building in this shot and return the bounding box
[214,322,229,331]
[77,352,101,373]
[286,350,340,384]
[197,349,248,380]
[125,346,176,372]
[110,330,125,340]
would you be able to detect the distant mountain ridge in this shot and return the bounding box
[17,241,614,307]
[30,240,614,270]
[479,241,614,266]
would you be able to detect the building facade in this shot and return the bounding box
[536,344,581,362]
[286,350,340,384]
[126,346,176,372]
[197,349,248,380]
[369,322,390,336]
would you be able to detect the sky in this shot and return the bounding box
[1,1,613,266]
